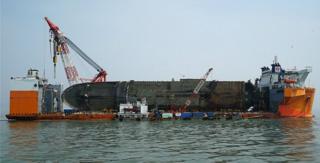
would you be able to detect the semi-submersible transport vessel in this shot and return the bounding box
[6,18,316,120]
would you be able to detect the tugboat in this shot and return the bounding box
[257,56,315,117]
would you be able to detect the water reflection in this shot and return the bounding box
[7,121,40,161]
[0,119,319,162]
[279,118,315,161]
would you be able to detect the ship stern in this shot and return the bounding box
[278,87,315,117]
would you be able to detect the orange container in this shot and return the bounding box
[10,91,39,115]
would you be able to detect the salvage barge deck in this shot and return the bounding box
[6,111,282,121]
[6,113,114,121]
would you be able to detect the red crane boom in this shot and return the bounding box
[180,68,213,112]
[44,17,107,85]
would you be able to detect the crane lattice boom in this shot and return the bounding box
[182,68,213,111]
[44,17,107,85]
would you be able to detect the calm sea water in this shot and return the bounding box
[1,117,320,162]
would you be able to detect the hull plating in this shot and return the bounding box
[62,80,247,112]
[278,88,315,117]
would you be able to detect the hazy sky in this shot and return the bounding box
[1,0,320,119]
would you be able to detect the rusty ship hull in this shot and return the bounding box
[62,80,250,112]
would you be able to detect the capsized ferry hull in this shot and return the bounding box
[278,88,315,117]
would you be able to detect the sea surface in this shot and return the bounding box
[1,117,320,162]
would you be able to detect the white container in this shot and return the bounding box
[140,105,148,115]
[119,103,133,114]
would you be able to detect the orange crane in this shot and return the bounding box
[44,17,107,85]
[180,68,213,112]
